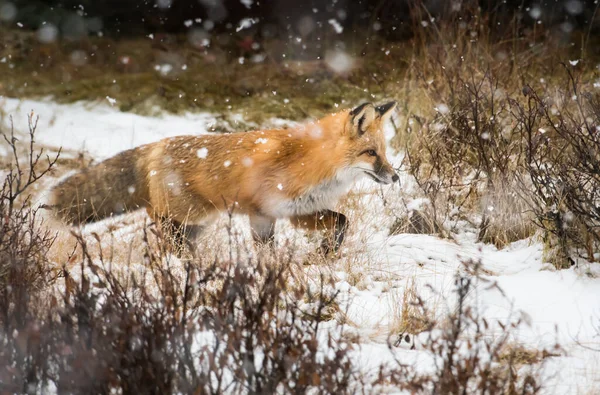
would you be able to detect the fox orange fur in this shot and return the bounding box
[50,102,399,253]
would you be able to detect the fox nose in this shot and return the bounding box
[392,173,399,183]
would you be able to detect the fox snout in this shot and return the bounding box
[372,157,399,185]
[362,159,398,184]
[375,166,399,184]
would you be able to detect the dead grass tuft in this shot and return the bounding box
[390,279,434,336]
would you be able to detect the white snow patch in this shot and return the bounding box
[0,98,215,159]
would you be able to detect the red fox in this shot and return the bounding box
[50,102,399,254]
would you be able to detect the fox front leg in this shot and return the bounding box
[291,210,349,255]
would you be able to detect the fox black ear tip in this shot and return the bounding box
[350,102,373,116]
[376,101,398,114]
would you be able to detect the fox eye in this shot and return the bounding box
[364,149,377,157]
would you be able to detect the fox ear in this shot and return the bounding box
[376,101,397,121]
[349,102,376,136]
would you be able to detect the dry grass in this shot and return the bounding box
[478,178,538,249]
[0,28,401,124]
[389,278,434,337]
[498,344,560,368]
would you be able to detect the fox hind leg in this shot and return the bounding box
[290,210,348,255]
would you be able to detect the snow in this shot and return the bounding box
[324,49,356,75]
[0,98,215,159]
[37,24,59,43]
[529,5,542,20]
[236,17,257,32]
[565,1,584,15]
[435,103,449,114]
[196,147,209,159]
[240,0,253,9]
[0,3,17,22]
[1,98,599,393]
[328,18,343,34]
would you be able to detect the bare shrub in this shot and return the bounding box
[391,0,568,246]
[0,218,361,394]
[403,70,532,246]
[510,65,600,267]
[381,261,548,394]
[0,114,59,342]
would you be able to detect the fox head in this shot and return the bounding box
[344,101,399,184]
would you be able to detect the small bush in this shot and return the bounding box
[381,261,547,394]
[510,65,600,267]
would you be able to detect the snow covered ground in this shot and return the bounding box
[1,97,599,394]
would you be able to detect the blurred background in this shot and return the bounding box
[0,0,598,123]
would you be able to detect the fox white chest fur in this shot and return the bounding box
[266,167,364,218]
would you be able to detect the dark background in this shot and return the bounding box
[2,0,598,39]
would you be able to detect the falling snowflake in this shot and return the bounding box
[435,104,450,114]
[324,50,355,75]
[236,18,257,32]
[328,19,343,34]
[197,147,208,159]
